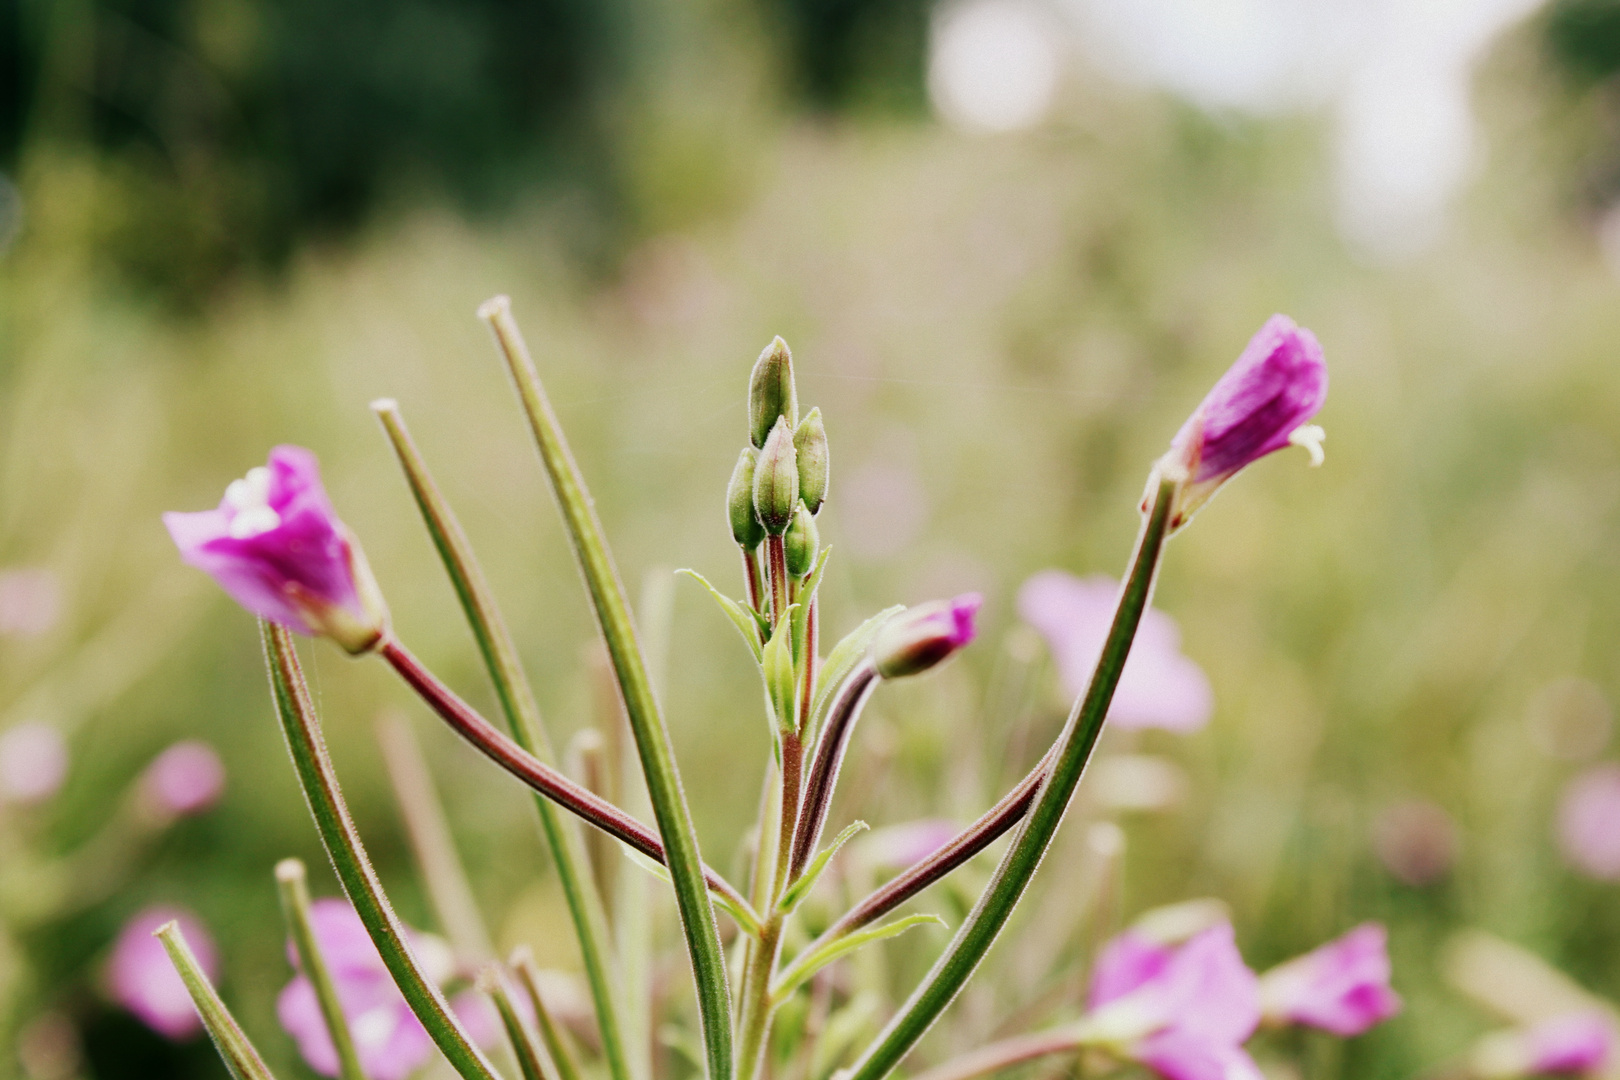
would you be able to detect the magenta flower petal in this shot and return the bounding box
[1159,315,1327,528]
[1137,1030,1265,1080]
[108,906,218,1040]
[142,741,226,816]
[1526,1013,1616,1074]
[871,593,982,679]
[1088,931,1175,1009]
[1259,923,1402,1036]
[165,446,388,653]
[0,722,68,805]
[1018,571,1212,732]
[1557,765,1620,880]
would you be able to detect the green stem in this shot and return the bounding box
[262,623,504,1080]
[374,399,637,1080]
[482,965,561,1080]
[905,1028,1083,1080]
[481,295,732,1080]
[512,947,588,1080]
[275,858,367,1080]
[841,477,1176,1080]
[153,921,280,1080]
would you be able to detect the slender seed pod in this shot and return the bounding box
[784,502,818,578]
[728,447,766,550]
[753,417,799,535]
[794,407,829,514]
[749,337,798,449]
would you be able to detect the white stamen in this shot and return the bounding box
[224,466,272,511]
[228,505,281,539]
[350,1006,397,1050]
[1288,424,1326,467]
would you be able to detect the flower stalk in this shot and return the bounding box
[842,475,1177,1080]
[262,621,504,1080]
[154,920,281,1080]
[481,295,733,1080]
[275,858,366,1080]
[373,399,637,1080]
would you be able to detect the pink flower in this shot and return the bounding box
[1018,571,1212,732]
[1473,1013,1616,1078]
[278,899,485,1080]
[1557,765,1620,880]
[871,593,981,679]
[858,819,958,870]
[1258,924,1401,1036]
[0,722,68,805]
[1157,315,1328,529]
[108,906,218,1039]
[141,741,226,816]
[1080,923,1263,1080]
[164,447,388,654]
[0,567,62,637]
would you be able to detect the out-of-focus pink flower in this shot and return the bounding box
[277,899,484,1080]
[108,906,217,1039]
[1473,1013,1616,1078]
[1080,923,1263,1080]
[1156,315,1328,530]
[1258,924,1401,1036]
[141,741,226,816]
[1018,571,1212,732]
[0,723,68,805]
[1557,765,1620,880]
[857,819,958,871]
[1372,800,1457,886]
[0,567,62,637]
[871,594,981,679]
[164,447,388,654]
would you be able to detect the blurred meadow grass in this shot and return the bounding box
[7,8,1620,1079]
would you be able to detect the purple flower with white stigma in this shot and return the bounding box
[1154,314,1328,530]
[871,593,981,679]
[1557,765,1620,880]
[0,722,68,806]
[1079,923,1263,1080]
[108,906,218,1040]
[277,899,483,1080]
[1018,571,1212,732]
[1258,923,1401,1036]
[141,741,226,817]
[164,446,389,654]
[1473,1013,1616,1078]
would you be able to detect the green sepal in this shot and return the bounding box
[804,605,902,746]
[778,820,867,914]
[770,914,945,1005]
[677,569,763,662]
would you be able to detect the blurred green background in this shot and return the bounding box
[9,0,1620,1077]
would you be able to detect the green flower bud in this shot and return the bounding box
[784,502,818,578]
[753,416,799,535]
[749,336,798,449]
[794,407,829,514]
[728,447,765,550]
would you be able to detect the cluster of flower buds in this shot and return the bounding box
[726,337,830,606]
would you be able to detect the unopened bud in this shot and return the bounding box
[728,448,765,550]
[784,503,818,578]
[794,408,829,514]
[753,417,799,535]
[871,594,981,679]
[749,337,798,449]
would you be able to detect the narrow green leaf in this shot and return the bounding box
[771,914,945,1005]
[778,820,868,914]
[763,606,801,733]
[676,569,763,662]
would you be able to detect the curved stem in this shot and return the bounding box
[842,477,1177,1080]
[905,1028,1083,1080]
[375,400,637,1080]
[788,664,879,881]
[804,745,1053,953]
[483,296,732,1080]
[380,639,759,930]
[263,623,504,1080]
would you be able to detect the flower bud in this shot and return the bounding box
[752,417,799,535]
[749,336,798,449]
[871,593,981,679]
[1258,923,1400,1036]
[784,502,818,578]
[728,448,765,550]
[794,407,829,514]
[165,446,391,654]
[1154,314,1327,530]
